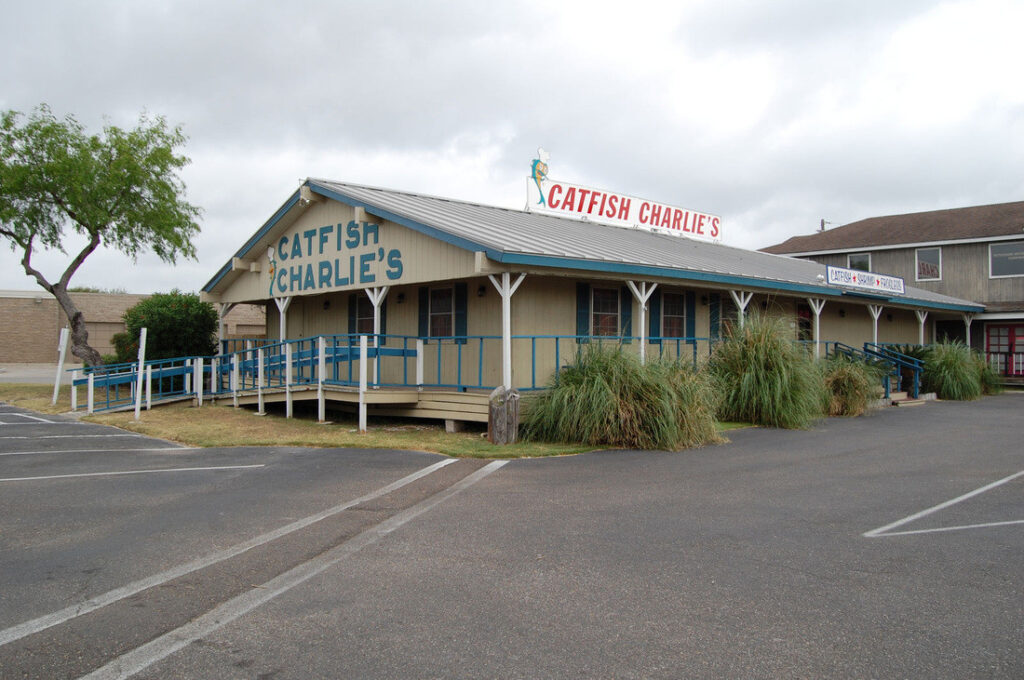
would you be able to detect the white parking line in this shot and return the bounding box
[0,457,457,647]
[0,434,146,440]
[0,412,61,423]
[80,460,507,680]
[0,464,263,483]
[864,470,1024,538]
[0,447,194,457]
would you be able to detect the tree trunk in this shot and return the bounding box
[51,285,103,366]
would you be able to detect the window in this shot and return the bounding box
[355,295,374,334]
[592,287,619,336]
[916,247,941,281]
[662,292,686,338]
[990,240,1024,278]
[796,303,812,342]
[429,287,454,336]
[847,253,871,272]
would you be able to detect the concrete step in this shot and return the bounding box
[891,397,926,407]
[889,391,908,401]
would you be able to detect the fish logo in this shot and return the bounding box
[531,147,550,206]
[267,246,277,297]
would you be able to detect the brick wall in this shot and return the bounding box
[0,291,266,363]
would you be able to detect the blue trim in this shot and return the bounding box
[489,252,983,313]
[203,191,302,292]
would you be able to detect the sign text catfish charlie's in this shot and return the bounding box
[527,150,722,242]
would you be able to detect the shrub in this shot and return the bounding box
[706,313,824,428]
[520,346,721,450]
[117,290,218,362]
[822,356,882,416]
[922,341,981,400]
[975,353,1004,395]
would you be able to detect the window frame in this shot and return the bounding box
[355,295,375,334]
[915,247,942,281]
[591,286,620,337]
[989,240,1024,279]
[661,291,687,339]
[847,252,871,272]
[428,286,455,337]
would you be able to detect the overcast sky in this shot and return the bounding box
[1,0,1021,294]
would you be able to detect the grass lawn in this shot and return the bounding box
[0,383,736,458]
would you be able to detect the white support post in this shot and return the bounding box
[185,359,192,394]
[963,312,975,347]
[134,327,147,421]
[274,296,293,342]
[626,281,658,365]
[318,336,326,423]
[365,287,390,386]
[52,327,69,405]
[232,354,240,408]
[359,335,368,432]
[807,298,826,359]
[194,357,204,406]
[729,290,754,328]
[867,304,883,345]
[71,370,79,411]
[416,339,424,390]
[488,272,527,390]
[257,348,266,415]
[146,365,152,410]
[285,343,293,419]
[87,374,95,414]
[915,310,929,345]
[211,357,219,399]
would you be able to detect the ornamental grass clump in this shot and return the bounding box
[822,356,883,416]
[520,346,720,450]
[706,313,825,428]
[922,341,982,400]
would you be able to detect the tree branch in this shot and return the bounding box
[57,229,102,290]
[17,235,56,294]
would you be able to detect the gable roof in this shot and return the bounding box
[762,201,1024,255]
[203,179,983,313]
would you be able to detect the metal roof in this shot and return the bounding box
[204,179,984,313]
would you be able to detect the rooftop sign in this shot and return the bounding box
[527,149,722,242]
[826,265,905,296]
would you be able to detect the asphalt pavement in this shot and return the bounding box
[0,396,1021,679]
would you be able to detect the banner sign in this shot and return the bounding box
[826,265,905,295]
[527,150,722,242]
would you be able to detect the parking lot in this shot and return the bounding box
[0,396,1021,679]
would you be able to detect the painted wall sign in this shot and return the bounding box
[526,151,722,242]
[826,265,906,295]
[270,220,403,295]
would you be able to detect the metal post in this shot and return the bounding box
[232,354,240,408]
[318,336,326,423]
[52,327,69,405]
[194,357,204,406]
[146,365,152,410]
[359,335,368,432]
[71,370,79,411]
[87,374,95,414]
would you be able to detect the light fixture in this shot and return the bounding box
[477,285,487,297]
[839,309,846,318]
[396,293,405,304]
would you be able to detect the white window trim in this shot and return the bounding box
[429,286,455,337]
[915,247,942,282]
[989,240,1024,279]
[591,286,620,336]
[847,252,871,271]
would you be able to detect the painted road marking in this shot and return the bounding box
[0,464,263,483]
[79,460,507,680]
[0,433,147,440]
[864,470,1024,538]
[0,457,458,647]
[0,447,194,457]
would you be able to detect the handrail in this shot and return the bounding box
[863,342,922,398]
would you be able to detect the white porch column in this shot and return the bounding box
[867,304,883,345]
[364,286,390,386]
[488,272,527,390]
[626,281,658,365]
[963,312,975,347]
[52,327,69,405]
[274,296,292,342]
[217,302,236,353]
[915,310,929,345]
[807,298,826,359]
[134,327,147,421]
[729,290,754,328]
